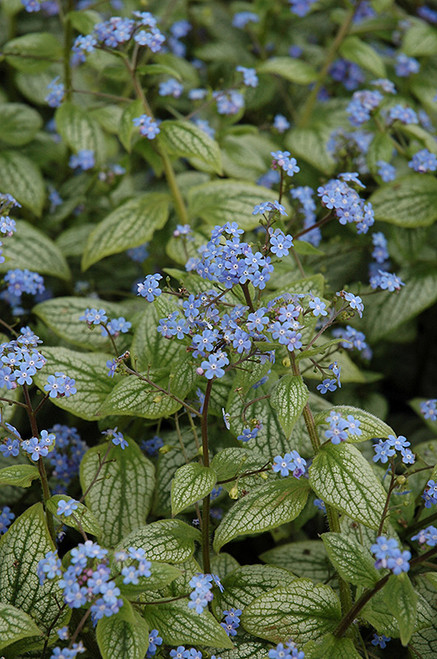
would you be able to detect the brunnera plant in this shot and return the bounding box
[0,0,437,658]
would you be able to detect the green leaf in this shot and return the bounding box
[46,494,102,537]
[115,561,181,598]
[116,519,201,563]
[210,447,272,495]
[213,478,310,552]
[171,463,217,516]
[137,63,183,79]
[366,133,394,175]
[370,175,437,228]
[0,220,70,279]
[118,99,143,151]
[0,103,42,146]
[261,541,333,583]
[67,9,101,35]
[100,360,196,419]
[360,269,437,342]
[55,101,106,166]
[80,440,155,546]
[241,579,341,645]
[97,602,149,659]
[3,33,62,72]
[188,179,279,231]
[220,565,296,611]
[158,120,222,174]
[0,503,69,634]
[0,603,42,652]
[0,465,39,488]
[321,532,380,588]
[218,642,269,659]
[339,36,386,77]
[33,297,132,350]
[383,574,418,646]
[314,405,395,443]
[258,57,318,84]
[399,124,437,155]
[287,126,335,175]
[82,193,169,270]
[309,443,386,529]
[0,151,45,216]
[402,20,437,57]
[304,634,361,659]
[144,598,234,649]
[33,347,114,421]
[270,375,309,437]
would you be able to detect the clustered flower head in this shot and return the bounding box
[271,150,300,177]
[272,450,307,477]
[102,427,128,449]
[420,398,437,420]
[132,114,161,139]
[371,536,411,574]
[47,425,87,487]
[170,648,221,659]
[323,410,362,444]
[370,269,405,292]
[408,148,437,173]
[45,77,65,108]
[269,639,305,658]
[373,434,415,464]
[347,89,383,126]
[0,506,15,534]
[220,607,242,637]
[422,479,437,508]
[411,524,437,547]
[187,572,222,614]
[317,173,374,234]
[69,150,95,171]
[79,307,132,337]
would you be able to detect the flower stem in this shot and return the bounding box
[201,379,213,574]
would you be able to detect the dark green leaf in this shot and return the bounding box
[370,175,437,228]
[270,375,309,437]
[258,57,318,84]
[0,603,41,652]
[0,465,39,488]
[159,120,222,174]
[171,463,217,516]
[0,103,42,146]
[0,151,45,216]
[321,532,380,587]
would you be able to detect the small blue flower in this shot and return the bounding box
[56,499,79,517]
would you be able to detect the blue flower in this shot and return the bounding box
[137,274,162,301]
[132,115,161,139]
[69,150,95,171]
[236,66,258,87]
[408,148,437,173]
[56,499,79,517]
[0,506,15,535]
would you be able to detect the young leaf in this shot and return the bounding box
[143,598,234,649]
[257,57,318,84]
[0,503,69,634]
[321,532,380,588]
[33,347,115,420]
[0,220,70,280]
[171,463,217,516]
[270,374,309,437]
[0,603,41,652]
[241,579,342,645]
[115,519,201,563]
[80,440,155,547]
[0,151,45,216]
[46,494,102,537]
[96,602,149,659]
[55,101,106,165]
[82,193,170,270]
[158,120,222,174]
[383,573,418,646]
[314,405,395,443]
[309,443,386,529]
[0,465,39,488]
[213,478,310,552]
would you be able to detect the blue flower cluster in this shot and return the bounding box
[373,434,415,464]
[188,573,215,614]
[330,59,365,91]
[45,77,65,108]
[317,361,342,395]
[0,329,45,389]
[0,425,56,462]
[49,643,85,658]
[141,435,164,456]
[170,648,221,659]
[387,104,418,125]
[323,410,361,444]
[69,150,95,171]
[371,232,390,265]
[273,114,291,133]
[408,148,437,173]
[72,11,165,63]
[346,89,383,126]
[288,0,317,18]
[369,269,405,292]
[271,150,300,177]
[45,372,77,398]
[272,450,306,477]
[291,186,321,246]
[80,307,132,337]
[102,427,129,449]
[159,78,184,98]
[411,524,437,547]
[232,11,259,28]
[236,66,259,87]
[422,479,437,508]
[0,506,15,534]
[47,426,87,489]
[4,268,45,301]
[317,173,375,234]
[132,115,161,139]
[213,90,245,115]
[332,325,371,358]
[371,536,411,575]
[137,273,163,300]
[420,398,437,420]
[38,541,151,623]
[269,640,305,658]
[220,607,242,636]
[395,53,420,77]
[376,160,396,182]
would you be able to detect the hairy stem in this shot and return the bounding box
[201,379,213,574]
